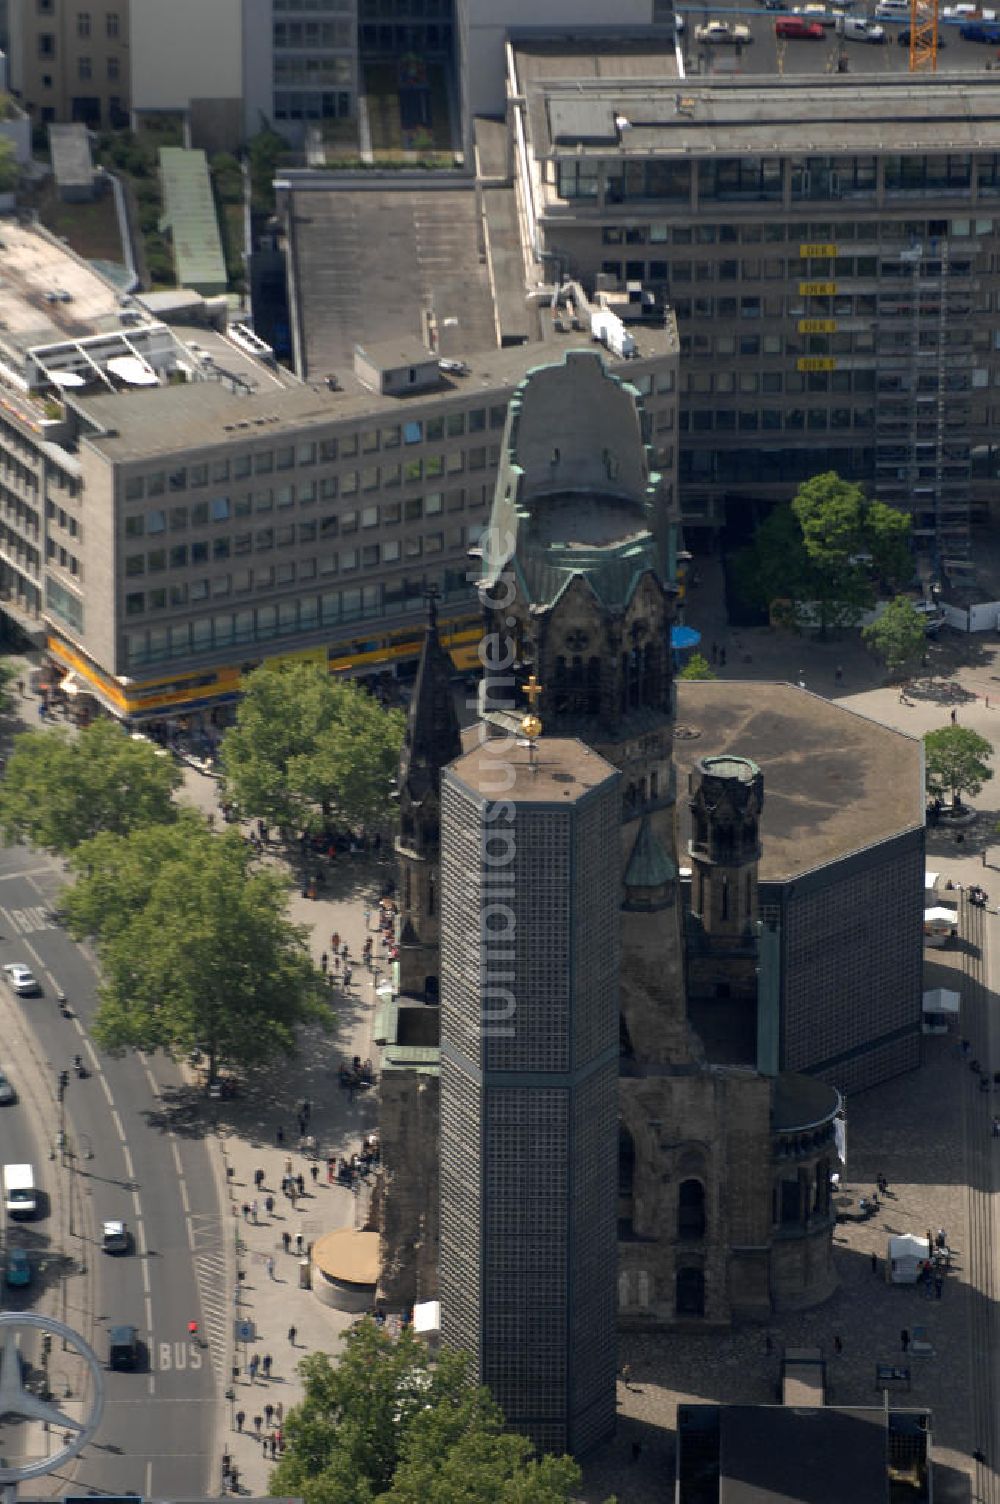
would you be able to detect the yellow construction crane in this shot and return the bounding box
[909,0,940,70]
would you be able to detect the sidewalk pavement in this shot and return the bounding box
[202,837,393,1496]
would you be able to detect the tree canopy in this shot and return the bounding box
[733,473,912,635]
[220,663,405,834]
[861,596,928,678]
[0,718,181,853]
[64,813,327,1077]
[677,652,717,682]
[924,725,994,806]
[270,1322,580,1504]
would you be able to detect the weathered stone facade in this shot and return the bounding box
[377,349,846,1333]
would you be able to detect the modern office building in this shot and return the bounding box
[439,732,621,1456]
[7,0,129,128]
[0,216,678,722]
[508,42,1000,559]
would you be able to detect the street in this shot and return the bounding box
[0,843,219,1497]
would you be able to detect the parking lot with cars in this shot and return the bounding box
[676,0,1000,75]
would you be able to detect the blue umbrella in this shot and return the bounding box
[671,625,702,651]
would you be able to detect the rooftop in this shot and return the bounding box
[771,1071,841,1131]
[158,148,227,293]
[447,734,618,806]
[0,222,127,365]
[708,1405,921,1503]
[284,182,498,380]
[518,63,1000,157]
[674,681,923,882]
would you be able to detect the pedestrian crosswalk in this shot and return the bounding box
[1,905,54,936]
[190,1214,229,1378]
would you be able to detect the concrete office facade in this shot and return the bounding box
[511,59,1000,555]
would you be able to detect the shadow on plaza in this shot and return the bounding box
[577,1231,982,1503]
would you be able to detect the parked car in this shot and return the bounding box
[695,19,753,40]
[795,4,841,23]
[3,964,40,996]
[5,1248,31,1288]
[843,15,886,37]
[776,14,826,33]
[101,1220,130,1255]
[0,1069,16,1105]
[961,19,1000,38]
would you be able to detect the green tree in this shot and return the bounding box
[64,814,327,1078]
[220,663,405,834]
[0,718,181,854]
[0,137,18,194]
[861,596,927,677]
[271,1322,580,1504]
[677,651,718,682]
[733,474,912,636]
[924,725,994,808]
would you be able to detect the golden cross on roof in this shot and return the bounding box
[524,673,543,711]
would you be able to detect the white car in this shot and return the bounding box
[102,1220,130,1254]
[695,19,752,41]
[0,1069,16,1105]
[3,964,40,996]
[795,4,841,22]
[843,15,885,36]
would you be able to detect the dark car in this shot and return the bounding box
[108,1324,139,1371]
[961,20,1000,40]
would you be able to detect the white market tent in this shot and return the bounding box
[925,871,940,894]
[888,1233,930,1285]
[924,907,958,926]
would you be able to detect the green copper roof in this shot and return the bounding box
[624,814,677,890]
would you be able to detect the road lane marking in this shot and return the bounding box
[101,1075,116,1110]
[122,1144,135,1182]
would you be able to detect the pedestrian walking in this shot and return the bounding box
[328,1156,336,1184]
[236,1409,245,1432]
[248,1354,259,1383]
[288,1325,297,1346]
[265,1194,275,1218]
[951,707,957,724]
[251,1199,259,1224]
[341,942,348,962]
[901,1328,909,1353]
[285,1156,293,1176]
[266,1256,276,1280]
[253,1414,263,1438]
[241,1202,250,1221]
[871,1250,878,1275]
[295,1231,304,1254]
[620,1363,633,1391]
[254,1168,265,1191]
[289,1184,298,1209]
[275,1400,283,1424]
[311,1163,319,1184]
[265,1403,274,1427]
[344,965,353,988]
[262,1353,272,1378]
[297,1172,305,1196]
[833,1334,843,1355]
[282,1230,291,1253]
[331,931,340,952]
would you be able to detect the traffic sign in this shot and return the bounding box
[235,1318,256,1343]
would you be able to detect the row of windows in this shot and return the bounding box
[609,255,976,284]
[602,217,995,246]
[558,155,1000,204]
[121,410,508,499]
[123,522,467,579]
[123,580,462,668]
[75,55,120,80]
[681,330,983,364]
[273,19,352,46]
[123,487,473,539]
[274,56,353,84]
[273,0,353,10]
[73,9,121,36]
[274,90,352,120]
[45,538,79,575]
